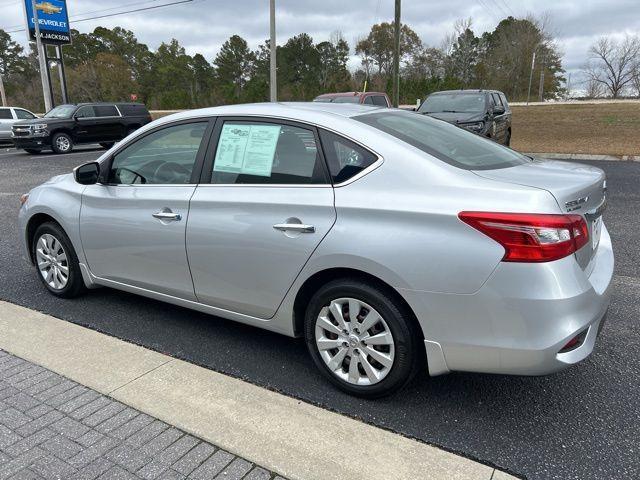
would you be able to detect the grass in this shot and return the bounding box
[511,103,640,156]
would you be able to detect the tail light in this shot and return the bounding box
[459,212,589,263]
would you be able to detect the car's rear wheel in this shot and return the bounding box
[99,142,115,149]
[32,222,85,298]
[505,129,512,147]
[51,132,73,154]
[23,148,42,154]
[304,279,422,398]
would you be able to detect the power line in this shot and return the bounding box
[4,0,194,34]
[1,0,166,31]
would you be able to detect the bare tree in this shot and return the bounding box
[584,76,604,98]
[584,34,640,98]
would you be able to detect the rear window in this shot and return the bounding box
[372,96,388,106]
[0,109,12,119]
[94,105,119,117]
[355,110,528,171]
[117,104,150,116]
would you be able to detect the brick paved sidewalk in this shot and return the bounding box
[0,350,287,480]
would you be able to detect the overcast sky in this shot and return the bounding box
[3,0,640,89]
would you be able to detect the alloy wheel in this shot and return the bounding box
[56,135,71,152]
[315,297,395,386]
[36,233,69,290]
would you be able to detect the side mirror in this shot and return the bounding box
[74,162,100,185]
[493,105,506,115]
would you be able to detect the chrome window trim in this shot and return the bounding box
[200,113,384,189]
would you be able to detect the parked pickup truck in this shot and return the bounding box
[11,102,152,154]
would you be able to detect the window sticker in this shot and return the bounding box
[214,123,281,177]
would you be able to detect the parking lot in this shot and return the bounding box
[1,146,639,480]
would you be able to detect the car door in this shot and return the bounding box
[0,108,13,142]
[490,93,507,143]
[73,105,99,142]
[186,117,336,319]
[80,119,213,300]
[93,104,123,140]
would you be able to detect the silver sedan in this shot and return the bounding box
[18,103,613,397]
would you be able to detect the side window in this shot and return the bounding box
[0,109,12,120]
[499,93,509,109]
[15,109,36,120]
[211,122,327,185]
[363,96,375,105]
[492,93,503,107]
[319,130,378,184]
[75,106,96,118]
[109,122,207,185]
[373,96,388,106]
[94,105,119,117]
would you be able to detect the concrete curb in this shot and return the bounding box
[0,301,518,480]
[526,152,640,162]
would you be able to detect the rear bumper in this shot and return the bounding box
[405,223,614,376]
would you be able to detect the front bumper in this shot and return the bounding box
[12,136,51,149]
[404,223,614,376]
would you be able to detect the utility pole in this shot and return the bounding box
[538,54,545,103]
[526,51,536,105]
[269,0,277,102]
[0,74,6,107]
[56,46,69,104]
[566,73,571,100]
[31,0,53,112]
[392,0,401,107]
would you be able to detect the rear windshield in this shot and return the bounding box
[355,110,528,170]
[418,93,486,114]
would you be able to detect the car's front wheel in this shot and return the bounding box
[51,132,73,154]
[304,279,422,398]
[32,222,85,298]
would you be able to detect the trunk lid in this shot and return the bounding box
[473,159,607,269]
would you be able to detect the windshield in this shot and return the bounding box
[418,93,486,114]
[355,110,528,170]
[44,105,77,119]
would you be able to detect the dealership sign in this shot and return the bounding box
[24,0,71,45]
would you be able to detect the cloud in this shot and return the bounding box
[3,0,638,88]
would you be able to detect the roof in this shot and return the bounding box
[154,102,387,126]
[429,89,503,95]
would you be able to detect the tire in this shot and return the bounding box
[304,278,423,398]
[505,130,512,147]
[126,126,139,137]
[32,222,86,298]
[23,148,42,154]
[99,142,115,149]
[51,132,73,154]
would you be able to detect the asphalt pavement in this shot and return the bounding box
[1,146,638,480]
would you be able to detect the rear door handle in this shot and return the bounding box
[152,210,182,222]
[273,223,315,233]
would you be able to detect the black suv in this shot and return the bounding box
[417,89,512,146]
[11,102,152,154]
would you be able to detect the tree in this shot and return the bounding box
[356,23,422,78]
[66,53,137,102]
[278,33,321,100]
[449,27,480,87]
[584,35,640,98]
[148,39,196,109]
[0,29,26,76]
[316,32,351,91]
[214,35,255,103]
[476,16,564,101]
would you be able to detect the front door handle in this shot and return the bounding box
[152,210,182,222]
[273,223,315,233]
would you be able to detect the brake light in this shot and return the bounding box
[459,212,589,262]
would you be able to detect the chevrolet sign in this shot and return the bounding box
[24,0,71,45]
